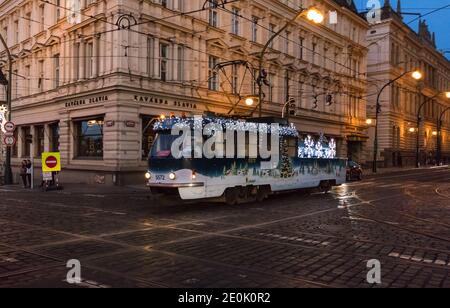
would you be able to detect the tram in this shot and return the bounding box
[146,115,347,204]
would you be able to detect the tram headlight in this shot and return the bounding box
[145,172,152,180]
[192,170,197,180]
[169,172,176,180]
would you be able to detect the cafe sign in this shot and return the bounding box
[133,95,199,110]
[65,95,109,108]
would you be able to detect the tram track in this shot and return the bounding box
[346,170,450,246]
[1,167,449,287]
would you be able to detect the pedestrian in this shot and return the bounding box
[26,159,32,188]
[19,160,28,188]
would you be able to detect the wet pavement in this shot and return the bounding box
[0,167,450,288]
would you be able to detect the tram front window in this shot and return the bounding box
[150,133,203,158]
[150,134,179,158]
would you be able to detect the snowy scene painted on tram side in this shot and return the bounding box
[146,116,347,204]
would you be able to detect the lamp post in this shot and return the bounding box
[281,97,296,119]
[0,33,13,185]
[415,91,450,168]
[372,70,423,173]
[257,7,323,118]
[436,92,450,165]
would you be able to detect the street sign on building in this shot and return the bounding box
[42,152,61,172]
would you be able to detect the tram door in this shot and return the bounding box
[142,115,158,159]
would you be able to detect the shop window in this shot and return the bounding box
[23,126,31,158]
[50,123,60,152]
[76,117,104,159]
[142,115,158,160]
[12,129,18,157]
[36,125,45,157]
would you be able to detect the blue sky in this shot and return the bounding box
[353,0,450,59]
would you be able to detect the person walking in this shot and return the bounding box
[26,160,32,188]
[19,160,28,188]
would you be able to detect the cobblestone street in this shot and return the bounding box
[0,167,450,288]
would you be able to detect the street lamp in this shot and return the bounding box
[416,91,450,168]
[245,96,256,107]
[0,33,13,185]
[281,97,296,119]
[257,6,324,118]
[372,70,423,173]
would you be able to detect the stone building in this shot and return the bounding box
[0,0,368,185]
[366,0,450,167]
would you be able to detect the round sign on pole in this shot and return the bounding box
[4,121,15,132]
[3,136,16,147]
[45,156,58,169]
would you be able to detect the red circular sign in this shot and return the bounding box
[3,136,15,146]
[4,121,15,132]
[45,156,58,169]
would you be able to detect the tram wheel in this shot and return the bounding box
[225,188,239,205]
[320,181,332,193]
[256,186,268,202]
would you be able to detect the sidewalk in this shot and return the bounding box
[364,165,449,177]
[0,182,151,195]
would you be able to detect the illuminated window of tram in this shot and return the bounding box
[75,117,104,159]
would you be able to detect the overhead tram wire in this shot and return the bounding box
[216,5,366,79]
[406,4,450,25]
[32,1,363,78]
[5,2,384,100]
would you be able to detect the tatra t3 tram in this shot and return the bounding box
[146,115,346,204]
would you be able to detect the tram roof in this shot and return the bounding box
[153,116,299,137]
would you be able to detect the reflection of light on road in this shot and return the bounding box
[336,183,366,231]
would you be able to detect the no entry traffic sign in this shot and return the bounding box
[42,152,61,172]
[45,156,58,169]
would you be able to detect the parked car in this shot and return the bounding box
[346,161,363,181]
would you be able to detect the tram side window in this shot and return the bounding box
[284,137,297,158]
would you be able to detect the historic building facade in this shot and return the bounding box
[366,1,450,168]
[0,0,368,185]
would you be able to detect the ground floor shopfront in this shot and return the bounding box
[9,88,212,185]
[9,88,368,186]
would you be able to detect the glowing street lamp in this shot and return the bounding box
[416,91,450,167]
[257,6,324,117]
[306,7,325,24]
[373,69,424,173]
[411,71,423,80]
[245,97,255,107]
